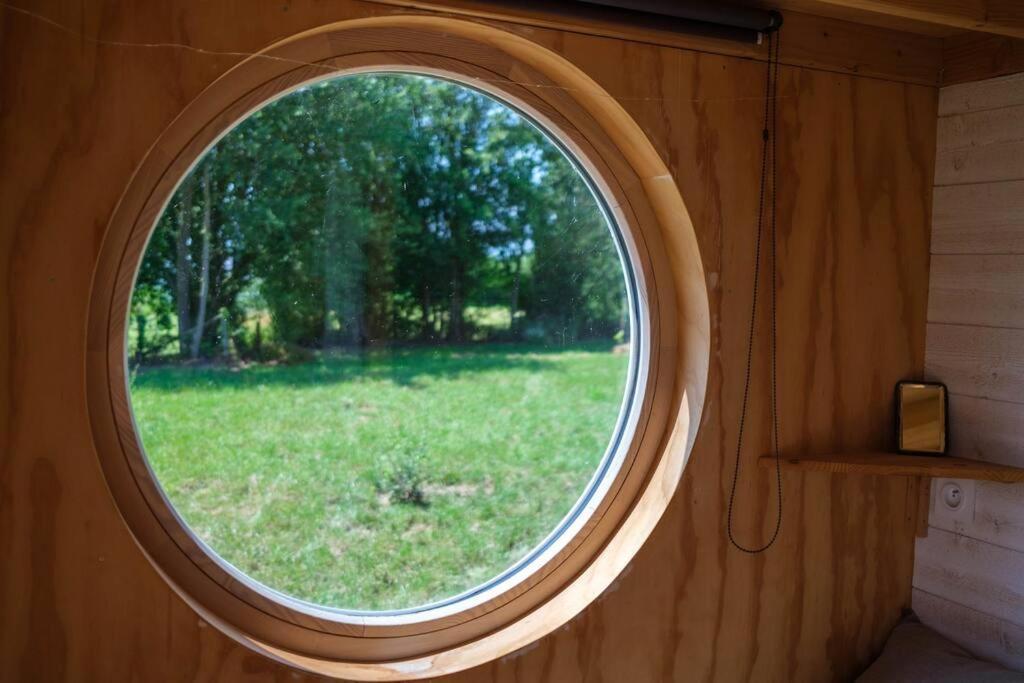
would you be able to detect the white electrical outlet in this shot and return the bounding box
[929,477,976,534]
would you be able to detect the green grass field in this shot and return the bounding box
[130,343,629,611]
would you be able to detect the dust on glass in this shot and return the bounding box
[127,72,633,612]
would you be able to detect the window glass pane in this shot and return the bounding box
[128,73,634,612]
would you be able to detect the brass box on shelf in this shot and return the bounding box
[896,381,948,455]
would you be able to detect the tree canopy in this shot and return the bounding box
[130,73,629,362]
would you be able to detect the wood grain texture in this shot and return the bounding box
[928,255,1024,327]
[918,69,1024,671]
[367,0,944,85]
[942,31,1024,85]
[937,103,1024,150]
[0,1,934,680]
[913,588,1024,670]
[925,323,1024,402]
[914,527,1024,627]
[761,453,1024,482]
[738,0,964,37]
[940,71,1024,114]
[930,476,1024,553]
[931,181,1024,254]
[813,0,1024,38]
[934,138,1024,185]
[933,75,1024,188]
[947,394,1024,467]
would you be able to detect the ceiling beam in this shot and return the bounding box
[810,0,1024,39]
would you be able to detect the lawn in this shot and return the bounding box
[130,342,630,611]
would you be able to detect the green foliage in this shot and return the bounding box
[375,447,429,507]
[129,73,628,362]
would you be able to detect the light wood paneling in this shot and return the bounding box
[919,70,1024,669]
[934,138,1024,185]
[913,588,1024,670]
[948,394,1024,467]
[915,527,1024,628]
[933,74,1024,187]
[930,476,1024,552]
[974,482,1024,551]
[932,181,1024,254]
[940,72,1024,114]
[925,323,1024,402]
[937,104,1024,150]
[928,255,1024,327]
[0,1,935,681]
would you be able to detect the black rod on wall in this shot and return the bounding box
[575,0,782,42]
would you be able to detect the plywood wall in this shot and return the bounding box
[915,71,1024,671]
[0,1,935,680]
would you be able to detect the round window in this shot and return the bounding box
[127,72,637,614]
[89,18,707,677]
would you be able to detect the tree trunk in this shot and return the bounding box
[135,314,147,363]
[190,161,212,360]
[448,265,464,343]
[322,174,342,349]
[420,284,432,341]
[219,316,230,358]
[175,178,193,357]
[508,255,521,339]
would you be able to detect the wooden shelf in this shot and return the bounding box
[758,452,1024,483]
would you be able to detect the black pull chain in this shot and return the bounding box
[727,28,782,554]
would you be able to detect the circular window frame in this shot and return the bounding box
[87,15,709,679]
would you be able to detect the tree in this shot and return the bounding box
[128,73,628,364]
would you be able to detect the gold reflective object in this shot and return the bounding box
[896,382,948,454]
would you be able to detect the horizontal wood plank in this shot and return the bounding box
[935,137,1024,185]
[947,394,1024,467]
[912,588,1024,671]
[809,0,1024,39]
[925,323,1024,402]
[974,482,1024,552]
[930,476,1024,553]
[914,527,1024,628]
[927,255,1024,328]
[931,181,1024,254]
[760,452,1024,482]
[940,72,1024,115]
[937,103,1024,151]
[942,32,1024,86]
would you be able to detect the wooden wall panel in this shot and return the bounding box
[0,1,935,681]
[915,527,1024,627]
[942,32,1024,86]
[928,255,1024,328]
[940,73,1024,115]
[930,476,1024,551]
[931,181,1024,254]
[371,0,944,85]
[918,70,1024,671]
[974,482,1024,549]
[934,140,1024,185]
[947,394,1024,467]
[925,323,1024,401]
[937,103,1024,149]
[912,589,1024,671]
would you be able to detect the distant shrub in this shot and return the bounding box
[375,449,429,507]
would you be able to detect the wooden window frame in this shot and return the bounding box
[85,15,709,679]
